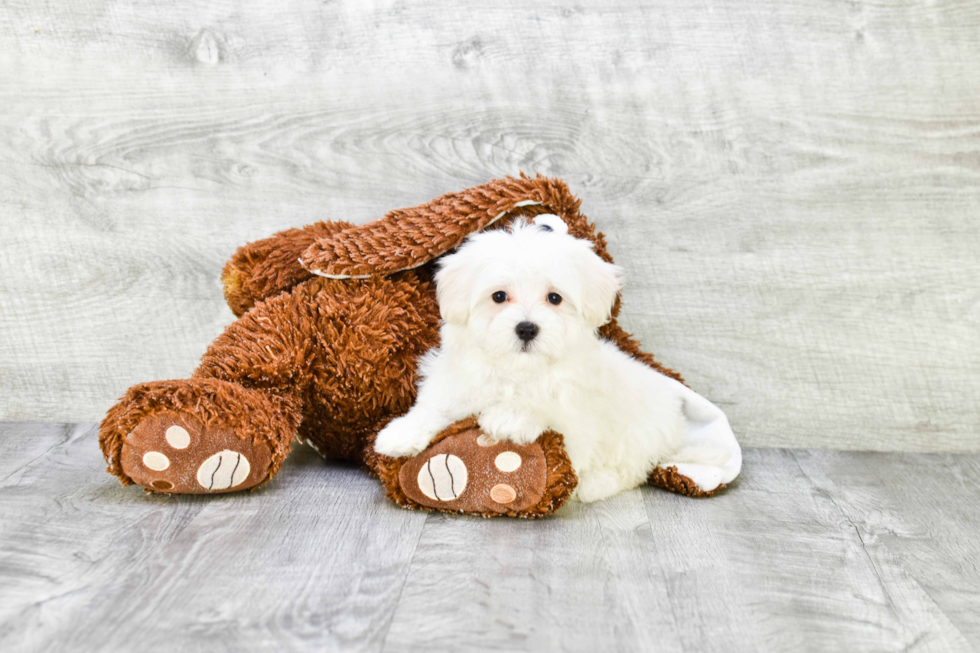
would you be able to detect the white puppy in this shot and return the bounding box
[374,215,730,503]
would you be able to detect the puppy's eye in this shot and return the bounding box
[539,224,553,232]
[547,292,562,305]
[492,291,508,303]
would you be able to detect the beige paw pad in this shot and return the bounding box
[197,450,251,491]
[417,453,468,501]
[476,434,498,447]
[142,451,170,471]
[165,425,190,449]
[490,483,517,504]
[494,451,522,472]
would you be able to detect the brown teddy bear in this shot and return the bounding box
[99,175,730,518]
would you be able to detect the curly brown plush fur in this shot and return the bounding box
[648,466,726,498]
[99,175,699,513]
[222,220,354,317]
[101,378,301,488]
[298,176,603,278]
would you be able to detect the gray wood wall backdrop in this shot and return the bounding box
[0,1,977,451]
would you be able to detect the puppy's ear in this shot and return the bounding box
[434,251,476,325]
[577,249,625,328]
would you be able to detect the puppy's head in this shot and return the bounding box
[435,214,624,363]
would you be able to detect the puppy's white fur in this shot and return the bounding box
[374,216,724,503]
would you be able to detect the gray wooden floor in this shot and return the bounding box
[0,423,977,652]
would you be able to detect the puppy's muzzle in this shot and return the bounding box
[515,321,539,343]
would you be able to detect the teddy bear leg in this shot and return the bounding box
[221,220,355,317]
[367,418,578,518]
[100,291,317,494]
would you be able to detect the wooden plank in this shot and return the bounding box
[638,448,976,652]
[0,422,76,481]
[1,423,980,651]
[383,448,979,652]
[793,449,980,648]
[0,423,428,652]
[383,495,685,653]
[0,1,978,451]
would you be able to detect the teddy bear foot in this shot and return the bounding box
[99,379,299,495]
[119,410,274,494]
[370,417,578,518]
[648,465,726,498]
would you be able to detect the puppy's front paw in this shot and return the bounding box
[477,408,545,444]
[574,469,624,503]
[374,416,436,458]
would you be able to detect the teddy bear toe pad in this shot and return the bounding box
[119,411,271,494]
[398,427,549,514]
[416,453,468,501]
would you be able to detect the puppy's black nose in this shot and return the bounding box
[515,321,539,342]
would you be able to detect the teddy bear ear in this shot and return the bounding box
[532,213,569,235]
[298,175,582,279]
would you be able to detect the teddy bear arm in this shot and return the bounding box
[221,220,355,317]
